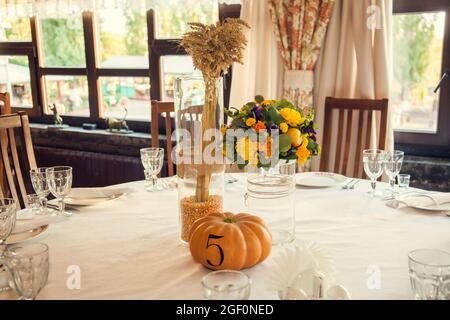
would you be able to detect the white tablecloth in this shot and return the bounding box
[2,174,450,300]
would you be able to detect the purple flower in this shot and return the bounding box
[269,124,279,131]
[305,121,317,135]
[251,106,262,121]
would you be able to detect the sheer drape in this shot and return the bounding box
[268,0,335,108]
[229,0,284,109]
[312,0,393,172]
[0,0,241,18]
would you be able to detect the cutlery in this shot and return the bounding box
[226,173,238,184]
[348,179,360,190]
[341,179,355,190]
[47,203,79,212]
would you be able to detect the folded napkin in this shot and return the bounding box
[388,192,450,209]
[67,187,131,200]
[13,214,67,234]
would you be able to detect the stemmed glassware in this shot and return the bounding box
[384,150,404,197]
[30,167,52,215]
[363,149,386,197]
[4,242,49,300]
[0,198,17,292]
[46,166,73,217]
[140,148,164,192]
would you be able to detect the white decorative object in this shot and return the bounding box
[266,242,351,300]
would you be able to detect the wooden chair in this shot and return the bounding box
[319,97,389,178]
[0,112,37,209]
[151,101,204,177]
[0,92,12,115]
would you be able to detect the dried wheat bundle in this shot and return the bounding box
[180,18,249,202]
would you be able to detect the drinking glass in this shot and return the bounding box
[140,148,164,192]
[398,174,411,191]
[278,160,297,177]
[363,149,386,197]
[408,249,450,300]
[4,243,49,300]
[46,166,73,217]
[30,167,51,215]
[26,194,42,215]
[202,270,251,300]
[384,150,404,197]
[0,198,17,292]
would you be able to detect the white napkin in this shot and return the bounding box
[67,187,131,200]
[13,214,67,234]
[388,192,450,209]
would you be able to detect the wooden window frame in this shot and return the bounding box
[393,0,450,157]
[0,3,241,134]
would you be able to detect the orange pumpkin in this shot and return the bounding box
[189,212,272,270]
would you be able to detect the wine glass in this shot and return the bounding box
[46,166,73,217]
[384,150,404,198]
[0,198,17,292]
[4,243,49,300]
[30,167,53,215]
[363,149,386,197]
[140,148,164,191]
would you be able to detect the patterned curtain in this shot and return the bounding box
[268,0,335,109]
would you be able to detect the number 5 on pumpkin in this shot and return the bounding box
[206,234,224,267]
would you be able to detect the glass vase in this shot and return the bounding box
[174,76,225,243]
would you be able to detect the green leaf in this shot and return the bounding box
[267,106,284,124]
[279,134,292,153]
[254,95,264,103]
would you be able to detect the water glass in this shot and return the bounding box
[409,249,450,300]
[30,167,51,215]
[26,194,42,215]
[202,270,251,300]
[384,150,404,197]
[398,174,411,191]
[4,243,49,300]
[278,160,297,176]
[363,149,386,197]
[0,198,17,292]
[141,148,164,192]
[46,166,73,217]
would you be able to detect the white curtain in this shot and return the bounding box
[312,0,393,174]
[229,0,284,109]
[0,0,241,18]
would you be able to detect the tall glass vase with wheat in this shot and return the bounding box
[175,19,249,243]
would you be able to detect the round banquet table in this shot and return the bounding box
[2,174,450,300]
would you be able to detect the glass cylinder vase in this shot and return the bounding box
[245,174,295,245]
[174,76,225,243]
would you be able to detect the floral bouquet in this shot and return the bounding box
[222,95,320,169]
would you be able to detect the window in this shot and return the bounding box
[0,56,33,108]
[394,0,450,155]
[0,3,241,131]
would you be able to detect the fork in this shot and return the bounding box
[341,179,355,190]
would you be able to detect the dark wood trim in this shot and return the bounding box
[82,12,100,120]
[148,9,161,101]
[39,67,87,76]
[97,69,150,77]
[394,0,450,13]
[393,0,450,154]
[30,16,46,115]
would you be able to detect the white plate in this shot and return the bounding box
[413,203,450,212]
[64,192,127,206]
[296,172,347,188]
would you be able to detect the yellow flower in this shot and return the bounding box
[220,126,227,136]
[279,122,289,133]
[279,108,304,126]
[261,100,274,106]
[300,134,309,149]
[245,118,256,126]
[236,137,258,164]
[296,147,310,164]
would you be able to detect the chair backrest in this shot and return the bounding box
[0,112,37,209]
[0,92,12,115]
[151,100,175,177]
[319,97,389,178]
